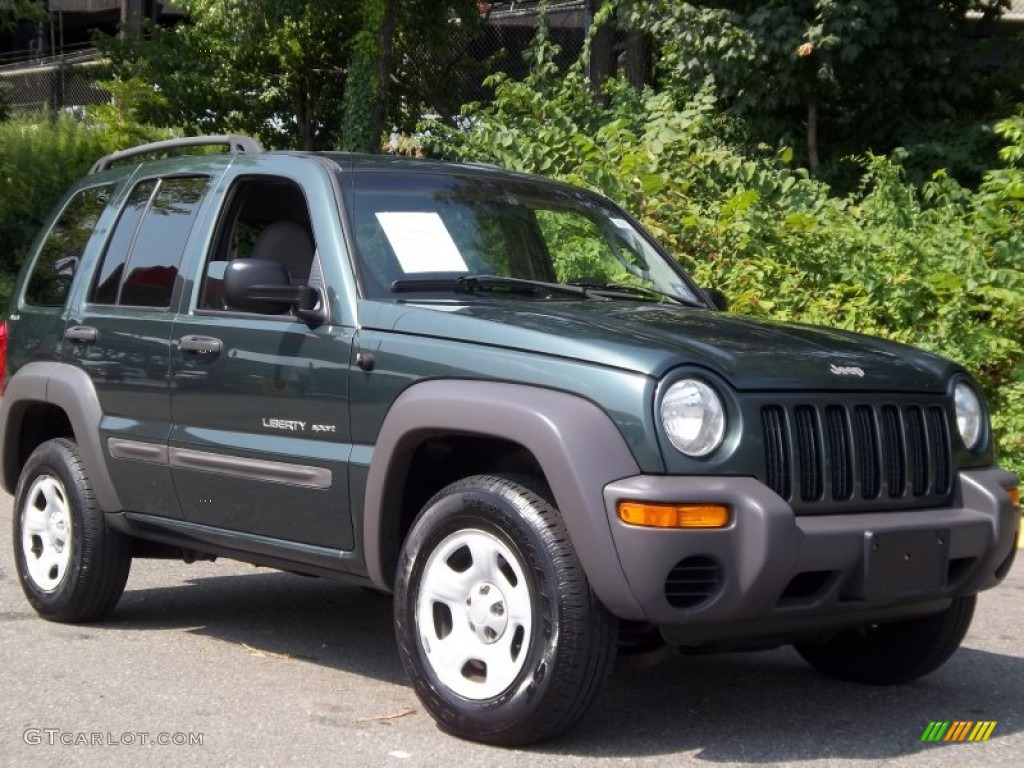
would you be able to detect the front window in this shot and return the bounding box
[345,171,702,304]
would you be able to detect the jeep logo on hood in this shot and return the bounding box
[830,364,865,377]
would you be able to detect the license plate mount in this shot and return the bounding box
[855,528,950,600]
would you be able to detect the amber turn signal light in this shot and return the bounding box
[618,502,730,529]
[1009,486,1020,508]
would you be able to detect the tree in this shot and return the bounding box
[631,1,1014,180]
[97,0,480,152]
[0,0,46,32]
[0,0,49,119]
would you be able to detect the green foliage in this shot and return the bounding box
[629,0,1018,184]
[0,1,49,120]
[0,115,115,309]
[427,40,1024,476]
[341,0,388,153]
[87,76,177,149]
[96,0,359,150]
[97,0,481,151]
[0,0,48,32]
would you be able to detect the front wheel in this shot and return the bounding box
[13,438,132,622]
[394,475,616,746]
[794,595,976,685]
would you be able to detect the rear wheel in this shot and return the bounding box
[394,475,616,746]
[13,438,132,622]
[794,595,976,685]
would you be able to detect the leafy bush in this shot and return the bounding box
[425,44,1024,476]
[0,115,114,308]
[0,107,175,310]
[629,0,1019,187]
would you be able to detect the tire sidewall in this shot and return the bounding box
[395,482,565,738]
[13,441,89,617]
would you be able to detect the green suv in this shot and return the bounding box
[1,136,1018,745]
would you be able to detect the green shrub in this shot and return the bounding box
[0,114,114,308]
[0,110,173,310]
[425,45,1024,476]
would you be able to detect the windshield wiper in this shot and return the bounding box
[566,279,706,307]
[392,274,601,299]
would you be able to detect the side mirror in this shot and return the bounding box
[223,259,322,323]
[702,287,729,312]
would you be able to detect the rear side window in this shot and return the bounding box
[91,176,209,308]
[24,185,113,307]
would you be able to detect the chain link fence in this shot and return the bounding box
[0,47,108,115]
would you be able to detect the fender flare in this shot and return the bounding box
[363,380,646,619]
[0,362,123,512]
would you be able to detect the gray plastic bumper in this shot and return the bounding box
[602,468,1018,644]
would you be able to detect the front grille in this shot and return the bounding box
[761,401,953,513]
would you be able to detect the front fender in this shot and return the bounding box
[362,380,647,619]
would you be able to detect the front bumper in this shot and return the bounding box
[602,468,1018,645]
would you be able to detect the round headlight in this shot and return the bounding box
[661,379,726,457]
[954,380,983,450]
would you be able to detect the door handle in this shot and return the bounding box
[177,335,223,356]
[65,325,98,343]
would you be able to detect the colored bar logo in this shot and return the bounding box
[921,721,997,742]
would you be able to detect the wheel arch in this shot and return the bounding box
[0,362,123,511]
[362,380,645,619]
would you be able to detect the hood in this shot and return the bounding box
[359,299,957,392]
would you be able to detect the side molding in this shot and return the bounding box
[0,362,123,511]
[363,380,646,619]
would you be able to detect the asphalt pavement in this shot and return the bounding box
[0,490,1021,767]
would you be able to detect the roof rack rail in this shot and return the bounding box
[89,134,263,174]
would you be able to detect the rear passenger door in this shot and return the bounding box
[168,167,354,550]
[64,174,212,520]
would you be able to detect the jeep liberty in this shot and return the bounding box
[1,136,1018,745]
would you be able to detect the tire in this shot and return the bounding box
[12,438,132,622]
[394,475,617,746]
[794,595,976,685]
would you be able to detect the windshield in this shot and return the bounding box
[343,170,703,304]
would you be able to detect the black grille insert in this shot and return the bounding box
[929,406,951,495]
[854,405,881,500]
[762,405,790,500]
[906,406,929,496]
[825,405,853,501]
[794,405,823,501]
[881,406,905,498]
[761,400,953,513]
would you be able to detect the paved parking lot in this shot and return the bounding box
[0,490,1021,767]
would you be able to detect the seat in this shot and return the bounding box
[250,221,314,284]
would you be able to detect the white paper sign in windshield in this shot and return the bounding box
[375,212,468,274]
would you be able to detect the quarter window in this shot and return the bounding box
[24,185,114,307]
